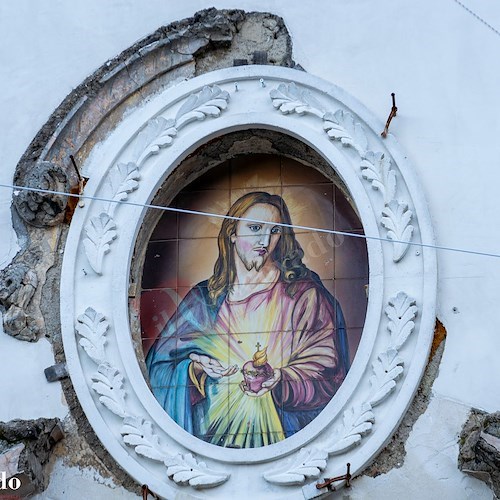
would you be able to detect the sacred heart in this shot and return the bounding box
[241,343,274,393]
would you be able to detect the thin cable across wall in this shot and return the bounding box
[452,0,500,38]
[1,182,499,259]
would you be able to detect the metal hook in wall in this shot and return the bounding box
[69,154,82,183]
[142,484,160,500]
[65,155,89,221]
[381,93,397,138]
[316,462,352,491]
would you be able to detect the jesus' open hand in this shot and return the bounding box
[189,353,239,379]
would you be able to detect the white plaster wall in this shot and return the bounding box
[33,462,138,500]
[1,1,499,498]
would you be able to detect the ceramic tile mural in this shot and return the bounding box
[140,155,368,448]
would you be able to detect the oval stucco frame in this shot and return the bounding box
[61,66,436,498]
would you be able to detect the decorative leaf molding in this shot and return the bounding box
[106,162,140,216]
[269,81,414,262]
[175,85,230,129]
[270,82,367,154]
[121,416,231,488]
[85,161,140,269]
[323,110,368,156]
[82,213,117,275]
[381,201,414,263]
[324,292,417,454]
[270,82,324,117]
[75,307,108,364]
[385,292,418,349]
[75,308,230,489]
[135,85,230,166]
[360,154,413,262]
[83,85,230,275]
[263,447,327,485]
[121,416,168,462]
[164,453,230,489]
[91,363,128,418]
[324,403,375,456]
[265,292,417,486]
[360,152,396,204]
[135,117,177,167]
[368,348,404,406]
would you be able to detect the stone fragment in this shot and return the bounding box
[44,362,69,382]
[0,443,24,478]
[458,409,500,497]
[253,51,268,64]
[13,161,69,227]
[0,263,39,341]
[0,418,63,496]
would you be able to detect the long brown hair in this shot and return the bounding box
[207,192,309,304]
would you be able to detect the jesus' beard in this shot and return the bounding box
[235,247,267,272]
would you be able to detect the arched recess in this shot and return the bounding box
[129,131,370,451]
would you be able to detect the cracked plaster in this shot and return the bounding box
[363,320,447,477]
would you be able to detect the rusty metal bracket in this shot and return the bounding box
[316,462,351,491]
[65,154,88,223]
[381,93,397,138]
[142,484,160,499]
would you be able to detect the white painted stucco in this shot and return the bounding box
[0,336,67,422]
[33,462,138,500]
[1,1,499,498]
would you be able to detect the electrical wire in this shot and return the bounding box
[1,182,500,259]
[452,0,500,38]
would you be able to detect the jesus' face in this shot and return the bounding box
[230,203,282,272]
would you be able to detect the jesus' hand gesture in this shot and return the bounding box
[189,353,239,379]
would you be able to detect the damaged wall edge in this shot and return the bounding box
[363,319,448,478]
[0,418,64,497]
[0,7,295,343]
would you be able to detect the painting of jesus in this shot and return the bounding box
[145,191,351,448]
